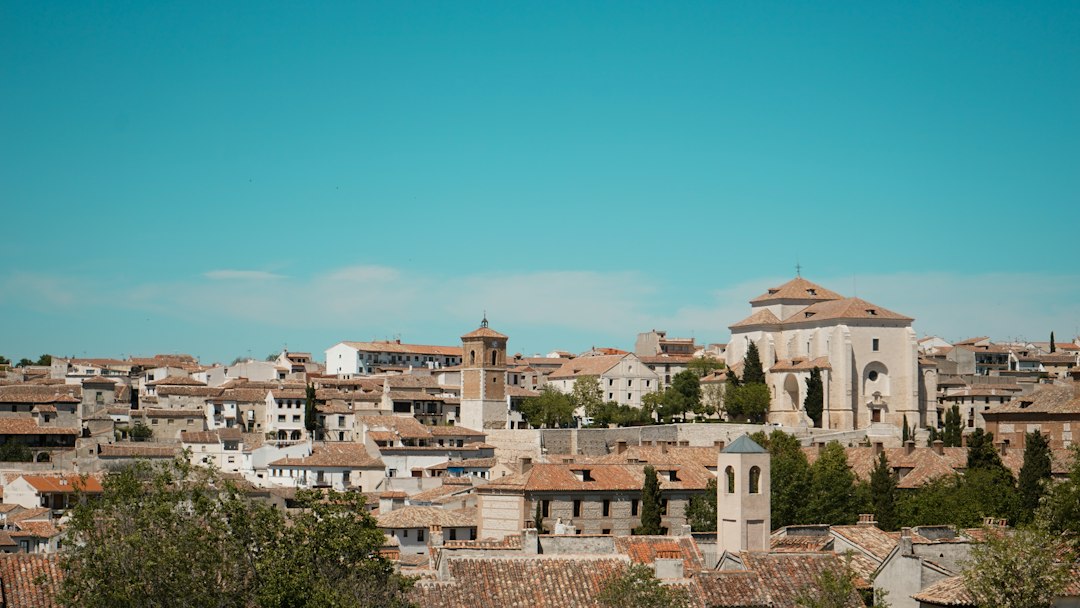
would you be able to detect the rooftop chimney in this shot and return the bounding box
[678,440,689,447]
[522,527,539,554]
[900,527,914,556]
[873,442,884,455]
[615,440,628,455]
[904,440,915,455]
[520,457,533,474]
[713,440,725,450]
[858,513,877,527]
[654,552,685,580]
[932,440,944,455]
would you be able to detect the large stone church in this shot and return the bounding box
[726,277,935,432]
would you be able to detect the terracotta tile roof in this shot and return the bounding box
[140,408,204,419]
[461,326,509,340]
[986,384,1080,415]
[695,552,864,607]
[770,534,833,553]
[98,443,178,458]
[911,575,973,606]
[426,458,496,471]
[0,531,14,546]
[377,506,477,529]
[358,415,432,439]
[505,386,541,398]
[29,405,57,414]
[829,525,899,562]
[613,535,705,570]
[19,474,103,494]
[548,355,627,380]
[783,297,913,325]
[592,445,720,469]
[342,341,462,357]
[0,385,81,405]
[80,375,118,385]
[729,308,782,329]
[147,375,205,387]
[181,428,242,444]
[428,425,484,437]
[638,355,696,364]
[443,534,522,550]
[269,443,383,469]
[383,375,444,390]
[409,555,629,608]
[0,419,79,436]
[769,356,832,373]
[0,554,63,607]
[482,463,713,493]
[408,483,476,504]
[156,386,221,397]
[11,520,61,539]
[750,277,845,304]
[7,508,51,523]
[216,388,271,402]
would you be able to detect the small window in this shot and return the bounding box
[573,500,581,517]
[868,371,879,382]
[602,499,610,517]
[749,466,761,494]
[872,338,880,351]
[631,500,639,516]
[542,500,550,518]
[726,466,735,494]
[417,528,425,542]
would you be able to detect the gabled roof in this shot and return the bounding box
[147,374,205,387]
[749,277,844,304]
[18,475,103,494]
[985,384,1080,415]
[0,554,62,607]
[613,535,705,570]
[340,341,463,357]
[376,506,477,529]
[269,443,384,469]
[481,462,713,493]
[695,552,863,607]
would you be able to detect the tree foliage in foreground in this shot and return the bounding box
[685,477,717,532]
[519,385,576,428]
[793,554,882,608]
[962,524,1070,608]
[635,465,663,535]
[59,457,414,608]
[596,563,692,608]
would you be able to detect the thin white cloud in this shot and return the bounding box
[203,270,286,281]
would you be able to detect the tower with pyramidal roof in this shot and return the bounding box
[459,316,508,430]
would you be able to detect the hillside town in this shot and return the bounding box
[0,276,1079,606]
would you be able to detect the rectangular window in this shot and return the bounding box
[872,338,880,351]
[602,499,610,517]
[573,500,581,517]
[661,498,669,515]
[541,500,550,518]
[417,529,425,542]
[631,500,639,516]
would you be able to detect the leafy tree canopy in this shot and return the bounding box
[520,386,576,428]
[596,563,692,608]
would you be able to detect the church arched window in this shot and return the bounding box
[491,350,498,366]
[749,466,761,494]
[725,466,735,494]
[469,350,476,366]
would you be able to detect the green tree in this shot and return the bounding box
[35,354,52,366]
[1018,430,1052,524]
[0,355,10,366]
[533,501,544,533]
[943,405,963,447]
[725,383,771,424]
[16,358,34,368]
[572,376,605,420]
[869,451,898,531]
[641,391,664,423]
[803,367,823,428]
[926,426,939,447]
[754,430,812,528]
[1038,444,1080,539]
[807,442,859,525]
[742,342,766,385]
[59,457,413,608]
[519,386,576,428]
[304,383,318,433]
[596,563,692,608]
[686,356,724,378]
[669,370,702,420]
[962,525,1069,608]
[685,477,717,532]
[793,554,876,608]
[0,440,33,462]
[129,422,153,442]
[635,465,663,535]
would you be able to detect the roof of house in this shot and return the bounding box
[461,326,508,340]
[98,443,178,458]
[0,385,81,405]
[480,463,713,493]
[0,419,79,436]
[985,384,1080,416]
[269,443,384,469]
[613,535,705,571]
[409,555,629,608]
[695,552,864,607]
[749,277,845,304]
[376,506,477,529]
[0,553,63,608]
[341,341,463,357]
[426,458,496,471]
[591,445,720,469]
[769,356,832,373]
[18,475,103,494]
[547,355,628,380]
[783,297,913,325]
[729,308,783,329]
[147,375,205,387]
[911,575,974,606]
[180,428,243,444]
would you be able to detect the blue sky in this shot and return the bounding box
[2,1,1078,363]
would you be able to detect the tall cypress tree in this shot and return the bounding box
[635,465,663,535]
[943,405,963,447]
[807,442,859,525]
[1017,430,1052,522]
[902,415,910,443]
[742,342,766,385]
[869,451,898,530]
[304,383,317,434]
[803,367,824,428]
[1050,331,1056,353]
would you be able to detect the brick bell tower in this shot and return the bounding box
[459,315,508,430]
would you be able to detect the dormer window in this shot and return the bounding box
[807,289,817,296]
[867,309,878,316]
[805,312,815,318]
[768,289,778,294]
[572,469,594,482]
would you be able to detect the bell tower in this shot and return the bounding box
[460,316,508,430]
[717,434,771,554]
